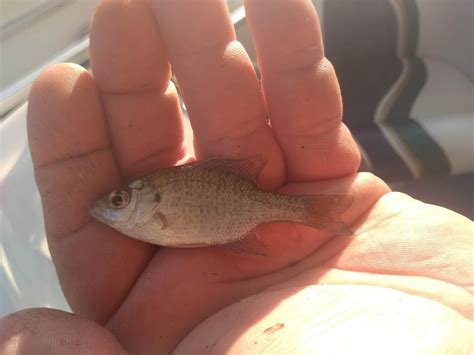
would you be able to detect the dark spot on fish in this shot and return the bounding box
[128,123,132,128]
[254,341,258,345]
[212,272,218,276]
[263,322,285,334]
[237,144,241,148]
[301,145,305,149]
[155,192,161,203]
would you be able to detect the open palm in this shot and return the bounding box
[1,0,472,354]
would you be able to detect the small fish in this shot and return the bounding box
[89,158,352,254]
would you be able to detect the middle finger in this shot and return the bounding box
[150,0,284,189]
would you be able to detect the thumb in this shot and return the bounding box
[0,308,126,354]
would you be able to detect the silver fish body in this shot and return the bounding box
[89,159,351,250]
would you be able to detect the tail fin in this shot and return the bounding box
[300,194,353,236]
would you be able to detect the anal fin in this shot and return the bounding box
[223,231,268,256]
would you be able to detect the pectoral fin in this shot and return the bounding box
[155,211,168,230]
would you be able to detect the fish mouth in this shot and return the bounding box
[88,202,132,229]
[89,203,107,223]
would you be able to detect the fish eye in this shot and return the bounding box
[108,190,130,209]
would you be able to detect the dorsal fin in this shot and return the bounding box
[188,157,266,184]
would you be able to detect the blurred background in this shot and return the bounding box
[1,0,473,317]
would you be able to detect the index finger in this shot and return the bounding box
[27,64,154,323]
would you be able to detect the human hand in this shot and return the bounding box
[1,0,472,354]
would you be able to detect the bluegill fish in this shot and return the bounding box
[89,159,352,254]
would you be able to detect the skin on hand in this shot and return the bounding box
[1,0,472,354]
[174,192,474,354]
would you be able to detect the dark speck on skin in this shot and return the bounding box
[128,123,132,128]
[263,322,285,334]
[301,145,305,149]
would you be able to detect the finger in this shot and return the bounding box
[105,173,390,353]
[150,0,284,188]
[90,0,185,178]
[245,0,360,181]
[0,308,127,354]
[28,64,154,322]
